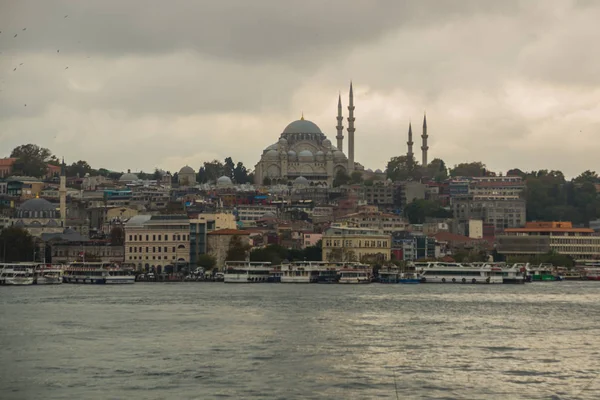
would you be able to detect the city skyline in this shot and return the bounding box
[1,1,599,177]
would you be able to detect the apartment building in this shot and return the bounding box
[322,223,391,263]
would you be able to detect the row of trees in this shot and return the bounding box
[197,157,253,184]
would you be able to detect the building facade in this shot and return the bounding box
[207,229,251,269]
[124,215,191,272]
[452,196,526,234]
[322,223,391,263]
[497,221,600,261]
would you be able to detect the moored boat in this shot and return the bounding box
[63,262,135,284]
[498,263,527,284]
[378,267,399,283]
[0,263,35,286]
[527,264,559,282]
[280,262,321,283]
[223,261,272,283]
[35,264,64,284]
[338,264,372,284]
[398,272,421,284]
[417,262,503,284]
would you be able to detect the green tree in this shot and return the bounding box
[224,157,235,180]
[574,170,599,184]
[386,155,421,181]
[449,161,486,177]
[404,199,452,224]
[152,168,163,181]
[225,235,250,261]
[203,160,225,182]
[10,144,55,178]
[66,160,92,178]
[196,254,217,270]
[233,162,250,184]
[350,171,364,184]
[0,226,36,262]
[333,170,351,187]
[425,158,448,182]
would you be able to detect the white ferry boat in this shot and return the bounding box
[499,263,527,284]
[378,267,400,283]
[338,264,372,284]
[63,262,135,284]
[223,261,272,283]
[0,263,35,286]
[417,262,503,284]
[34,264,64,284]
[280,261,324,283]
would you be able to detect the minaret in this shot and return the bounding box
[59,157,67,228]
[407,122,414,160]
[336,93,344,151]
[421,112,429,167]
[347,82,355,173]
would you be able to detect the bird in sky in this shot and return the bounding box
[24,104,27,107]
[64,15,68,18]
[57,49,60,53]
[23,28,26,31]
[65,66,69,69]
[13,67,17,71]
[20,63,23,65]
[14,34,17,38]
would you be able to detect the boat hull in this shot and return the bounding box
[338,278,371,284]
[35,277,63,285]
[1,278,34,286]
[224,274,269,283]
[63,276,135,284]
[399,279,421,284]
[281,276,318,283]
[421,276,503,284]
[502,278,525,284]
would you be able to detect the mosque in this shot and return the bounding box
[254,83,430,187]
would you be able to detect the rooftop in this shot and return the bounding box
[208,229,250,235]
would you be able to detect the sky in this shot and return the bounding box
[0,0,599,177]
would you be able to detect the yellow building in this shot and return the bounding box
[124,215,190,272]
[322,223,391,263]
[194,212,237,230]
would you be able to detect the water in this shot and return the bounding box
[1,282,599,400]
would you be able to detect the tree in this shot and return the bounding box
[233,162,250,184]
[10,144,55,178]
[196,254,217,270]
[109,226,125,246]
[350,171,364,184]
[152,168,163,181]
[333,170,351,187]
[425,158,448,182]
[0,226,36,262]
[224,157,235,180]
[506,168,526,177]
[386,155,421,181]
[574,170,599,184]
[225,235,250,261]
[202,160,225,182]
[449,162,486,177]
[66,160,92,178]
[404,199,453,224]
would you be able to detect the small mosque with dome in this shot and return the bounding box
[254,83,361,187]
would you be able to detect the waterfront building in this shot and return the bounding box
[43,229,124,264]
[206,229,251,269]
[321,223,391,263]
[497,221,600,261]
[124,215,190,272]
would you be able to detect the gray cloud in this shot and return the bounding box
[0,0,599,177]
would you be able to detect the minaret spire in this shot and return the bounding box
[421,112,429,166]
[407,122,414,160]
[336,93,344,151]
[347,81,355,173]
[59,157,67,228]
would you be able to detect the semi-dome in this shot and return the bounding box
[278,138,288,146]
[315,150,325,161]
[265,149,279,159]
[217,176,233,185]
[322,139,332,148]
[287,150,297,158]
[265,143,278,151]
[294,176,309,185]
[179,165,195,174]
[298,150,314,161]
[283,119,322,134]
[333,150,347,161]
[20,197,56,212]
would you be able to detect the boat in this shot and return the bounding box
[417,262,503,284]
[338,265,372,284]
[527,264,559,282]
[398,272,421,284]
[34,264,64,284]
[378,267,399,283]
[317,267,339,284]
[268,266,282,283]
[0,263,35,285]
[63,262,135,284]
[280,262,321,283]
[583,267,600,281]
[223,261,272,283]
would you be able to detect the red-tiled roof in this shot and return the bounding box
[432,231,481,243]
[207,229,250,235]
[0,158,17,166]
[504,228,594,233]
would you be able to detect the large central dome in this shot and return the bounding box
[283,119,322,134]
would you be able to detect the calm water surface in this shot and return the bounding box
[1,282,599,400]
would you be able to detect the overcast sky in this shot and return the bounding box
[0,0,598,177]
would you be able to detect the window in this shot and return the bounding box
[158,235,162,240]
[172,246,175,252]
[146,235,149,241]
[164,247,167,252]
[153,235,156,241]
[129,235,132,241]
[165,234,169,241]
